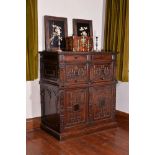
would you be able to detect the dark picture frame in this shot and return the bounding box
[73,19,93,37]
[44,16,68,51]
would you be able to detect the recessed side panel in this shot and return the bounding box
[40,84,60,132]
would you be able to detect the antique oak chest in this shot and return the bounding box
[39,51,117,140]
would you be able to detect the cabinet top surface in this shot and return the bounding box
[39,51,117,55]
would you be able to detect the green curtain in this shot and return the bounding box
[26,0,38,81]
[104,0,129,82]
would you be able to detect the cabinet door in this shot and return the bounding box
[89,85,116,122]
[63,87,88,128]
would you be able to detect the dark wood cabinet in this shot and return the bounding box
[39,51,117,140]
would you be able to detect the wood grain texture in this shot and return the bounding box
[116,110,129,118]
[26,119,129,155]
[39,51,117,140]
[116,110,129,130]
[26,110,129,132]
[26,117,41,132]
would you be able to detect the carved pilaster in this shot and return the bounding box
[59,90,65,131]
[88,87,93,123]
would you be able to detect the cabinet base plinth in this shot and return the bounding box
[41,121,117,141]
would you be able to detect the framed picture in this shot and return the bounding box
[73,19,93,37]
[44,16,68,51]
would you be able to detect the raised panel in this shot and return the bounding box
[40,84,60,132]
[39,51,117,140]
[90,62,114,82]
[64,63,88,84]
[64,88,88,127]
[63,55,87,62]
[92,54,114,61]
[89,85,115,121]
[41,62,58,80]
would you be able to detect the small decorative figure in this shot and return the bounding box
[50,24,62,51]
[79,26,88,36]
[95,36,99,51]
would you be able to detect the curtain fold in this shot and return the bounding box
[26,0,38,81]
[104,0,129,82]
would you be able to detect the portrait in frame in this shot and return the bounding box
[73,19,93,37]
[44,16,68,51]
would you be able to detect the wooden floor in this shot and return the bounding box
[26,120,128,155]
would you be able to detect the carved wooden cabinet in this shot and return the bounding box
[39,51,117,140]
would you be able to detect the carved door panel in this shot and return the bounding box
[89,85,115,122]
[63,63,88,84]
[63,87,88,128]
[90,62,114,82]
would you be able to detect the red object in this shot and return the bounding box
[66,36,93,52]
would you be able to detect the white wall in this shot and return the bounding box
[26,80,41,118]
[26,0,129,119]
[116,81,129,113]
[38,0,105,51]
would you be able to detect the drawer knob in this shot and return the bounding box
[73,104,80,111]
[74,56,78,59]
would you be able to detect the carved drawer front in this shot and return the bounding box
[64,88,88,127]
[90,62,113,82]
[63,55,87,63]
[41,62,58,80]
[89,85,115,121]
[63,63,88,84]
[92,54,115,61]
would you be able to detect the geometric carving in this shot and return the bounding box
[90,85,113,121]
[90,63,113,82]
[98,97,105,108]
[40,85,59,115]
[59,91,65,131]
[64,88,87,127]
[65,64,88,83]
[42,63,58,80]
[39,51,117,139]
[40,84,60,132]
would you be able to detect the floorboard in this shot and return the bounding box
[26,119,129,155]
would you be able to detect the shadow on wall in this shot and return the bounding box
[116,81,129,113]
[26,79,41,119]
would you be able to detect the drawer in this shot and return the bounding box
[90,62,114,82]
[60,63,88,84]
[92,54,115,61]
[63,55,87,62]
